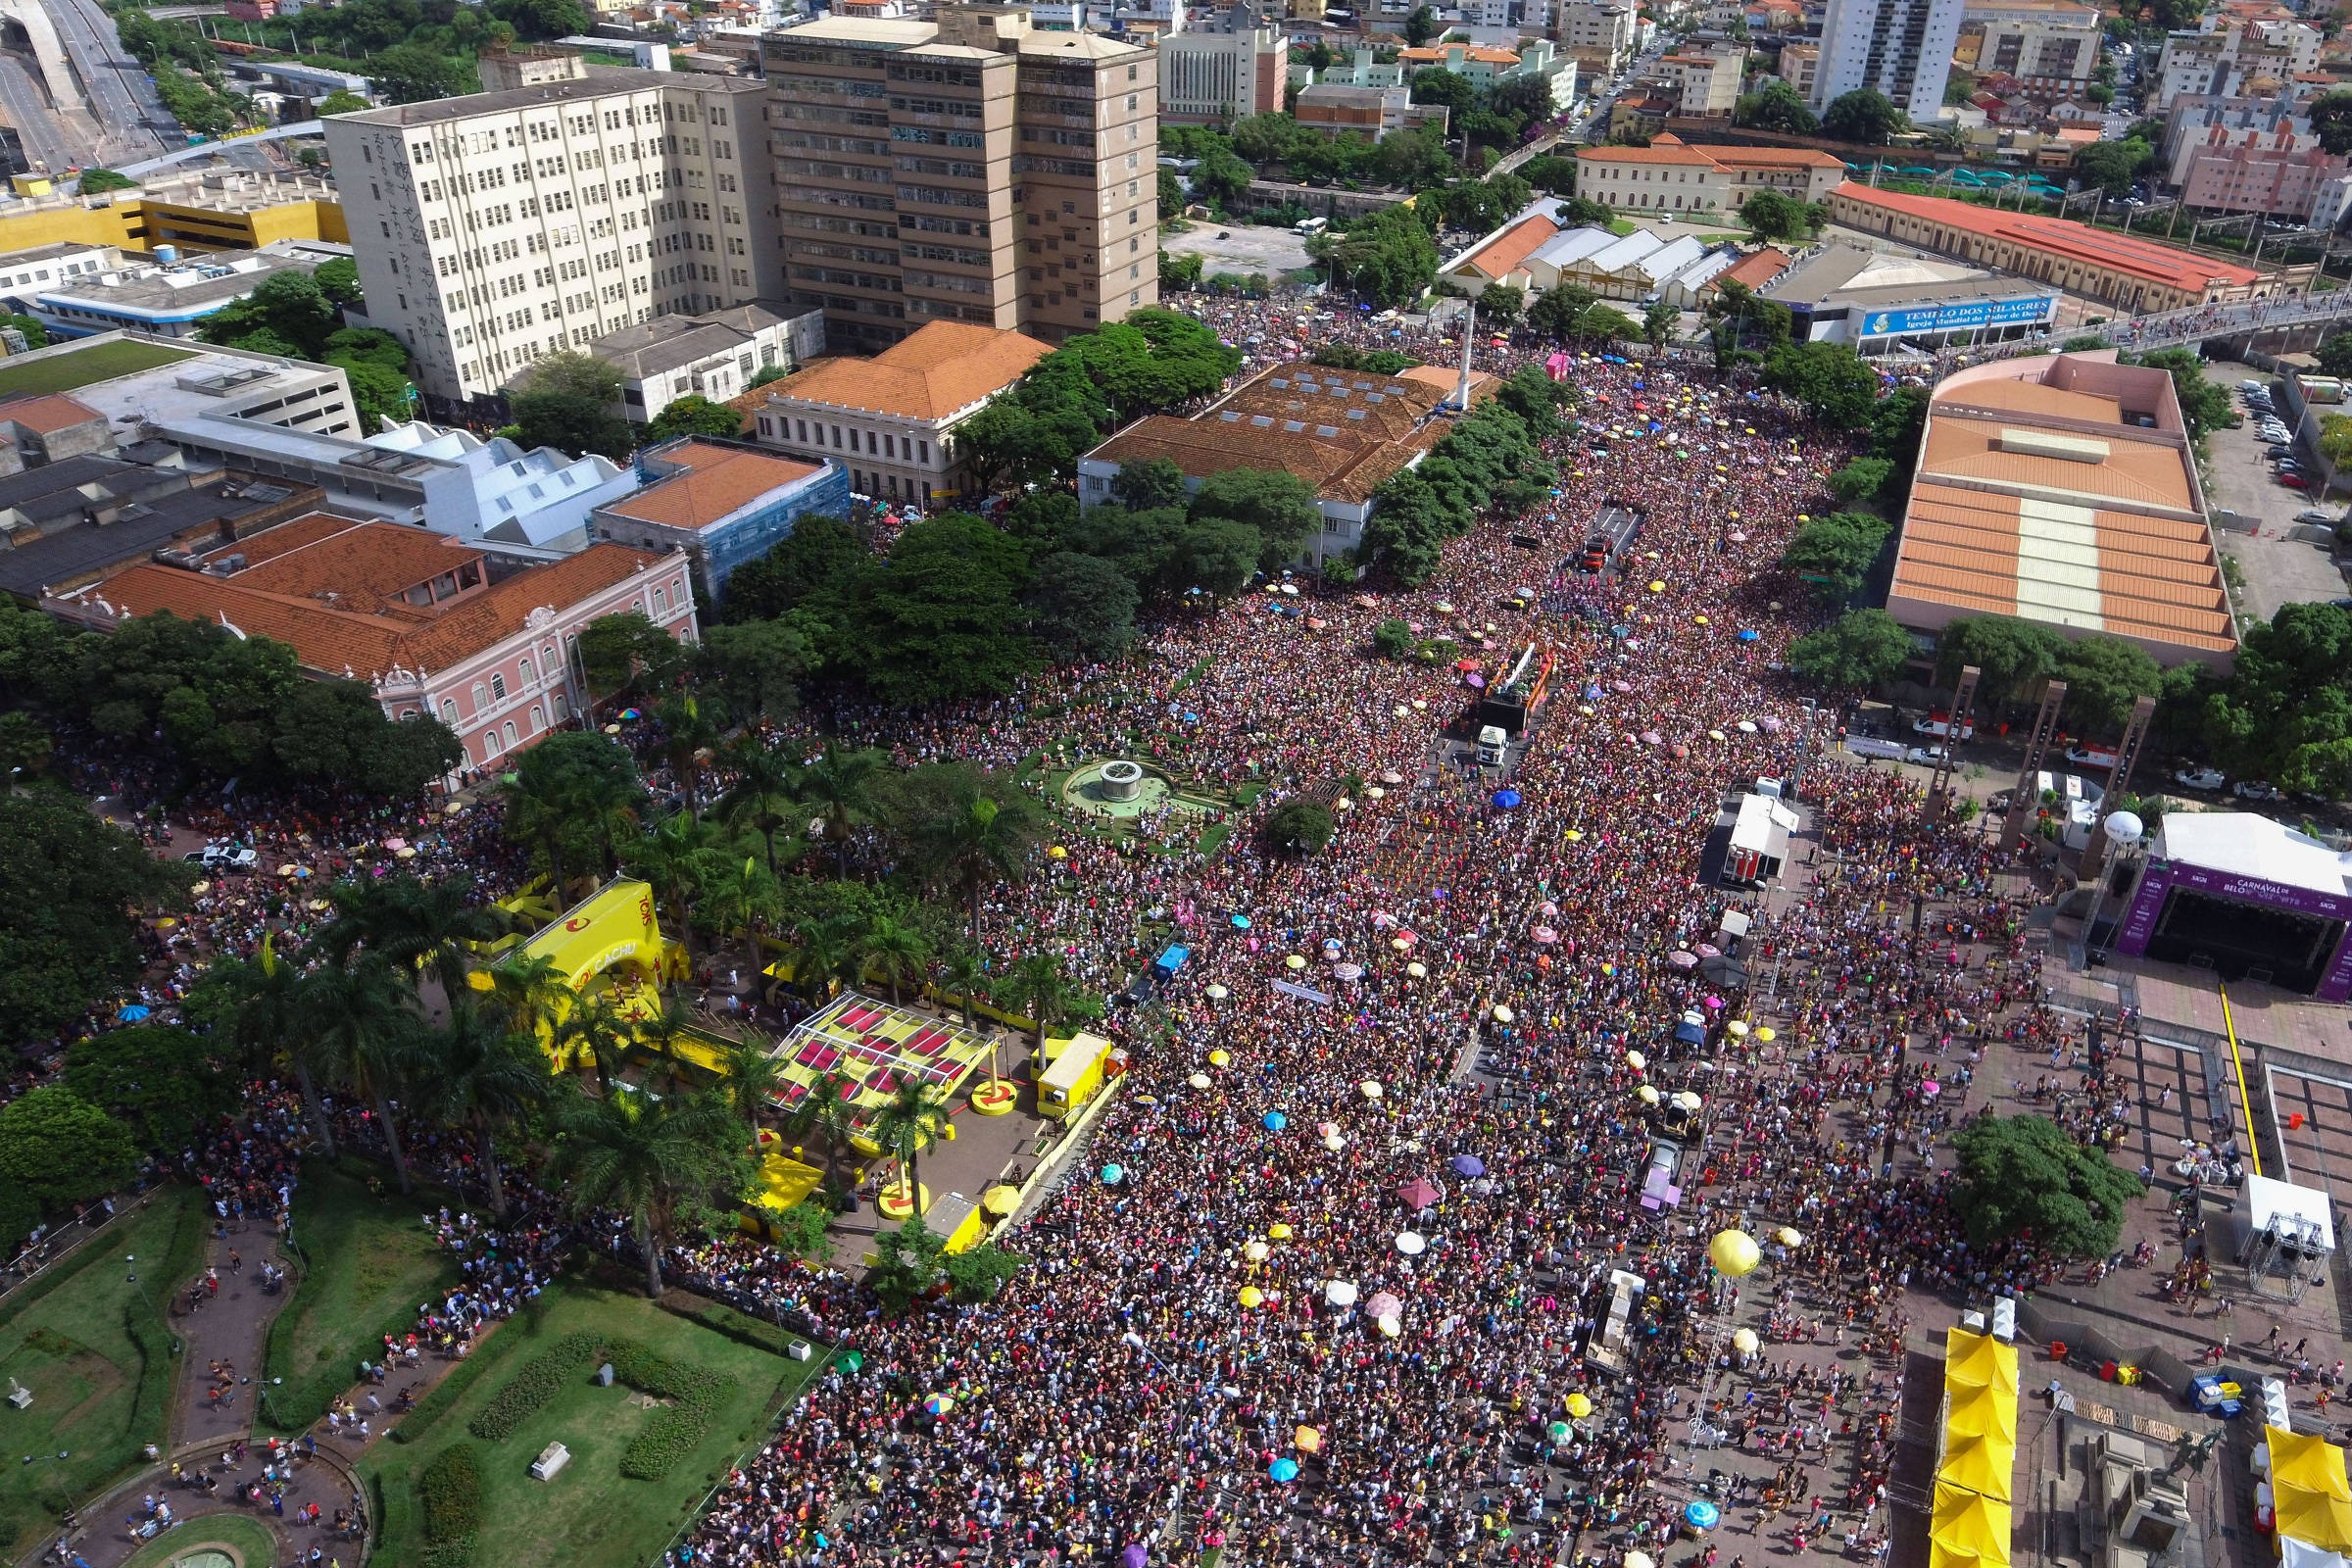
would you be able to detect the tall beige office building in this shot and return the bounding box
[762,4,1159,353]
[325,70,780,407]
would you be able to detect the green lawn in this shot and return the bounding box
[361,1285,816,1568]
[0,338,193,397]
[0,1187,205,1560]
[260,1162,459,1436]
[119,1512,278,1568]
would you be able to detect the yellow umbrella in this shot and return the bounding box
[1268,1222,1293,1240]
[1239,1286,1266,1308]
[1492,1004,1513,1024]
[1208,1049,1231,1066]
[1405,961,1427,978]
[1624,1050,1645,1070]
[1296,1425,1323,1452]
[1647,580,1665,593]
[1708,1230,1761,1277]
[1637,1085,1661,1105]
[1756,1027,1777,1042]
[1694,614,1709,625]
[1726,1020,1749,1037]
[190,880,211,895]
[1049,845,1068,859]
[1564,828,1583,842]
[1731,1327,1760,1356]
[1286,954,1307,970]
[982,1185,1021,1218]
[1564,1392,1593,1419]
[1776,1226,1805,1248]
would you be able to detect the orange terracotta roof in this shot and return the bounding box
[1399,43,1520,63]
[764,320,1054,421]
[88,530,669,679]
[235,514,481,614]
[1921,415,2196,512]
[0,394,101,434]
[1578,141,1724,166]
[1709,145,1848,171]
[1458,214,1559,281]
[1831,183,2264,292]
[602,442,827,532]
[1716,247,1789,290]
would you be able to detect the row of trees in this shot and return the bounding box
[0,599,464,799]
[196,265,424,434]
[1361,366,1570,584]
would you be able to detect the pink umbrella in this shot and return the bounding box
[1671,745,1690,760]
[1641,731,1663,746]
[1394,930,1417,948]
[1922,1080,1941,1098]
[1694,942,1722,957]
[1397,1177,1442,1210]
[1612,680,1633,694]
[1534,926,1559,945]
[1540,902,1558,917]
[1370,911,1397,928]
[1668,951,1698,967]
[1366,1292,1403,1320]
[1703,995,1724,1009]
[1727,530,1748,543]
[383,837,407,851]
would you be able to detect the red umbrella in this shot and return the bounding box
[1397,1177,1442,1210]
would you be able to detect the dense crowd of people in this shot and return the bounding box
[22,307,2127,1568]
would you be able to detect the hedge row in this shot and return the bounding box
[609,1343,733,1481]
[665,1297,814,1360]
[390,1316,532,1446]
[465,1332,602,1442]
[417,1442,482,1568]
[123,1189,206,1437]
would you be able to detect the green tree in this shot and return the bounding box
[1403,3,1438,43]
[943,1237,1027,1302]
[855,913,932,1007]
[1266,797,1336,855]
[1192,466,1322,571]
[1781,511,1891,602]
[1786,608,1915,690]
[829,514,1038,705]
[868,1076,950,1212]
[544,1085,749,1298]
[419,1004,551,1217]
[997,951,1084,1059]
[2074,137,2154,196]
[1936,613,2067,712]
[713,1035,787,1137]
[702,855,786,983]
[1950,1113,2142,1258]
[1733,78,1818,134]
[1820,88,1905,145]
[0,313,46,349]
[1738,187,1817,243]
[329,354,420,435]
[644,394,745,441]
[1482,283,1526,328]
[623,809,729,939]
[2054,633,2164,736]
[906,772,1044,955]
[197,270,339,358]
[368,41,479,104]
[1373,617,1415,658]
[1829,456,1894,504]
[795,745,887,881]
[2312,88,2352,155]
[1763,340,1881,429]
[720,514,865,622]
[696,617,817,722]
[952,402,1074,492]
[715,736,802,875]
[780,1066,860,1197]
[1026,551,1141,663]
[865,1213,947,1312]
[62,1024,240,1154]
[576,610,684,706]
[315,258,363,307]
[1112,458,1190,511]
[1157,165,1185,218]
[294,957,425,1191]
[0,1088,140,1213]
[1643,299,1679,350]
[0,794,189,1049]
[1410,67,1477,116]
[511,352,631,460]
[1317,205,1440,309]
[768,1199,834,1262]
[318,88,371,115]
[318,870,506,1000]
[76,168,138,192]
[503,730,649,891]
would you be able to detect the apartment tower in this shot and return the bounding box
[324,70,780,407]
[1810,0,1964,122]
[762,3,1159,353]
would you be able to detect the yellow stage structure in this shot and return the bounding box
[2270,1426,2352,1556]
[1931,1329,2020,1568]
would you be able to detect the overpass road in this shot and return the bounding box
[0,49,86,172]
[39,0,173,164]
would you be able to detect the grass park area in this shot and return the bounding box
[259,1162,459,1436]
[119,1512,279,1568]
[0,1187,206,1560]
[361,1284,818,1568]
[0,338,192,398]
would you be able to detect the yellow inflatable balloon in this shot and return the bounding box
[1709,1229,1762,1278]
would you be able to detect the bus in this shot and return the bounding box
[1294,216,1329,237]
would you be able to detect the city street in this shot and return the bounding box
[39,0,174,165]
[0,50,85,173]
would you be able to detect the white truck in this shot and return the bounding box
[1477,725,1508,765]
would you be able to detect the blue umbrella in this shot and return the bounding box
[1269,1458,1299,1483]
[1232,914,1252,929]
[117,1004,150,1022]
[1263,1110,1288,1132]
[1448,1154,1485,1177]
[1584,684,1604,700]
[1102,1164,1125,1185]
[1610,625,1630,639]
[1738,629,1761,643]
[1493,790,1522,809]
[1686,1500,1721,1531]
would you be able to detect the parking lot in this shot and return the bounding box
[2203,358,2347,623]
[1160,221,1315,281]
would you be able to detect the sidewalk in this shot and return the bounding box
[172,1218,291,1451]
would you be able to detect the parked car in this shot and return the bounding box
[2173,765,2227,790]
[183,841,257,871]
[1911,717,1975,738]
[2279,472,2312,488]
[2233,779,2284,801]
[2296,508,2336,524]
[1905,744,1949,765]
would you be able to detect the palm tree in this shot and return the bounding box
[658,691,725,816]
[910,782,1044,956]
[937,946,988,1032]
[867,1076,949,1214]
[502,765,578,901]
[319,872,506,1004]
[780,1067,861,1200]
[623,809,727,939]
[856,913,932,1007]
[485,952,570,1039]
[213,937,339,1156]
[552,993,633,1095]
[420,1004,550,1218]
[543,1085,745,1298]
[632,993,703,1094]
[572,760,648,879]
[716,737,803,874]
[795,747,885,880]
[789,912,861,1002]
[999,951,1081,1061]
[701,856,784,989]
[293,958,424,1192]
[714,1037,786,1137]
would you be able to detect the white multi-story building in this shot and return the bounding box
[1158,0,1287,122]
[2155,18,2321,102]
[1811,0,1965,122]
[322,70,780,411]
[1556,0,1638,74]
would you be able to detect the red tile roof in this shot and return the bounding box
[601,442,826,532]
[1458,214,1559,281]
[1716,247,1789,290]
[0,394,102,434]
[1830,183,2265,292]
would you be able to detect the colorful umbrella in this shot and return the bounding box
[1398,1177,1441,1209]
[1448,1154,1485,1177]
